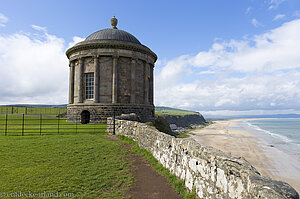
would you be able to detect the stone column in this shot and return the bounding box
[144,62,150,104]
[94,56,99,103]
[130,58,136,103]
[112,55,118,103]
[78,58,84,103]
[150,64,154,105]
[68,61,75,104]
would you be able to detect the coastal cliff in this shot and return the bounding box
[155,106,207,129]
[162,114,207,127]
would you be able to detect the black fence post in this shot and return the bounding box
[11,106,13,114]
[94,118,95,133]
[22,114,25,136]
[113,110,115,135]
[57,115,60,135]
[25,107,27,115]
[75,115,77,134]
[5,113,8,136]
[40,115,42,135]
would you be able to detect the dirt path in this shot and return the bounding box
[125,152,182,199]
[104,135,182,199]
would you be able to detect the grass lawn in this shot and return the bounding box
[0,115,106,136]
[0,106,66,116]
[155,107,199,116]
[0,134,134,199]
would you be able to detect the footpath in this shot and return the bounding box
[105,135,183,199]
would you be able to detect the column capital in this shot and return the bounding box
[78,57,84,63]
[112,54,119,59]
[131,58,138,63]
[69,61,75,67]
[93,56,99,62]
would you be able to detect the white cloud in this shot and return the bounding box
[31,25,47,32]
[200,109,300,117]
[68,36,85,48]
[294,10,300,18]
[251,18,263,27]
[268,0,285,10]
[245,7,251,14]
[0,27,78,105]
[0,12,8,27]
[155,55,191,88]
[155,19,300,114]
[273,14,286,21]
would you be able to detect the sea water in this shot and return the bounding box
[242,118,300,162]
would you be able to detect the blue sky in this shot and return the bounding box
[1,0,300,116]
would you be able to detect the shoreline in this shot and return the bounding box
[190,119,300,193]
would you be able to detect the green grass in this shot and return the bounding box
[0,106,66,116]
[119,135,197,199]
[0,134,134,199]
[155,106,199,116]
[0,115,106,136]
[0,128,196,198]
[175,132,190,138]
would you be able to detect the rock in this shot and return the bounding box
[162,114,207,128]
[115,113,140,121]
[108,118,299,199]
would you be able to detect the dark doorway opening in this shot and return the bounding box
[80,110,90,124]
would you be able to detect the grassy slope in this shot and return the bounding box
[0,106,197,198]
[0,134,133,199]
[0,115,106,135]
[155,106,199,116]
[120,136,196,199]
[0,134,196,199]
[0,106,66,116]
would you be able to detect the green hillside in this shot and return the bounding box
[155,106,200,116]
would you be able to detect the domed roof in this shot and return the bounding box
[85,16,141,45]
[67,17,157,62]
[85,28,141,45]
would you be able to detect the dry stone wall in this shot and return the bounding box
[107,118,299,199]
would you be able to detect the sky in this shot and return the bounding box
[0,0,300,117]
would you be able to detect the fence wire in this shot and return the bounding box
[0,106,67,116]
[0,113,111,136]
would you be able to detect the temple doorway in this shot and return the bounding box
[80,110,90,124]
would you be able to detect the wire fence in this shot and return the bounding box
[0,114,111,136]
[0,106,67,116]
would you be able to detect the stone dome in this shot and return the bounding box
[85,28,141,45]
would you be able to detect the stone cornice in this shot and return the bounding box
[66,40,157,62]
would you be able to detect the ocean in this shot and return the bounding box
[241,118,300,163]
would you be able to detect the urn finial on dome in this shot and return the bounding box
[111,16,118,29]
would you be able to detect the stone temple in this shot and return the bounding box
[66,17,157,123]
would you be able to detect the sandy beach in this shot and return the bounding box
[190,119,300,193]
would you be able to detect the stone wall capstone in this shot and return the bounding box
[107,118,299,199]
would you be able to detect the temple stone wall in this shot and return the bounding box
[107,119,299,199]
[68,104,154,123]
[135,59,145,104]
[67,44,156,122]
[117,57,131,104]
